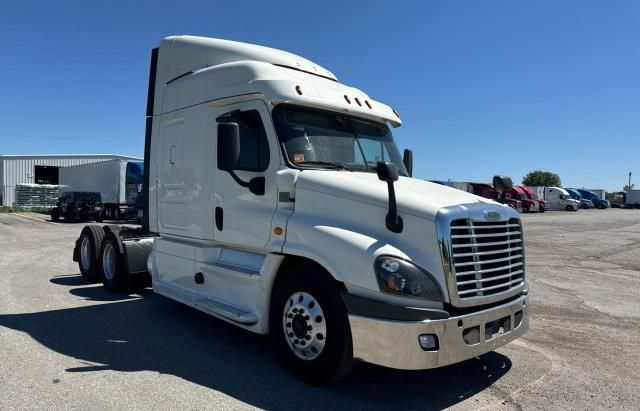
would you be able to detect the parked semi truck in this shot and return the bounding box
[519,185,545,213]
[72,36,529,383]
[470,183,522,212]
[564,188,593,209]
[573,189,609,209]
[60,159,144,220]
[530,186,579,211]
[506,185,538,213]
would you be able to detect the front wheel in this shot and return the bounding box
[270,265,354,384]
[566,205,573,211]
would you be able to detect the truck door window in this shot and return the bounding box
[225,110,270,172]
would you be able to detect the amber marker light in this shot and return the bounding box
[274,227,283,235]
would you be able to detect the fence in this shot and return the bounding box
[1,184,60,209]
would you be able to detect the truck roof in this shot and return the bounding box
[153,36,401,127]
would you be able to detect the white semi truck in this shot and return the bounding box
[72,36,529,383]
[530,186,579,211]
[60,159,144,220]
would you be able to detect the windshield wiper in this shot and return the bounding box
[296,161,354,171]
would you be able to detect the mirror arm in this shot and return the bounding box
[385,182,403,233]
[227,170,250,188]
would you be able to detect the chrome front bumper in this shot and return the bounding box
[349,294,529,370]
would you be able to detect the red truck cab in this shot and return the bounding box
[506,186,538,213]
[470,183,522,212]
[519,185,545,213]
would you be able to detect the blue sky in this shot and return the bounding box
[1,1,638,191]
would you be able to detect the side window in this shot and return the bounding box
[226,110,270,172]
[356,139,390,164]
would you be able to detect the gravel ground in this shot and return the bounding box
[0,209,639,410]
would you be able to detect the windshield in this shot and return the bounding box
[273,105,408,175]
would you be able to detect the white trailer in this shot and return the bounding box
[72,36,529,383]
[59,159,143,220]
[626,190,640,208]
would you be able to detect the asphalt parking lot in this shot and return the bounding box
[1,209,639,410]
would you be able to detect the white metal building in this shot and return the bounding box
[0,154,141,206]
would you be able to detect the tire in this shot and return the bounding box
[78,225,105,282]
[270,265,354,384]
[98,229,129,292]
[565,205,572,211]
[539,206,545,213]
[51,207,60,222]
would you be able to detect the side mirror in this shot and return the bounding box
[403,149,413,178]
[377,162,399,183]
[377,161,402,233]
[217,123,241,171]
[493,175,513,193]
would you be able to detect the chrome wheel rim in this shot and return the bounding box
[80,237,91,271]
[283,292,327,361]
[102,243,116,280]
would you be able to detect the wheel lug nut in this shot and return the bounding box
[304,315,310,320]
[315,315,323,323]
[305,335,311,340]
[294,339,299,345]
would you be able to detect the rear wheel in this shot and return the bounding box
[78,225,105,282]
[565,205,572,211]
[270,265,354,384]
[99,230,129,292]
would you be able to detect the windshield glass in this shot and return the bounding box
[273,105,408,175]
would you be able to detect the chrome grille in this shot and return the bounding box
[449,218,525,300]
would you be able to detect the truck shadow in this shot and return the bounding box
[0,282,513,410]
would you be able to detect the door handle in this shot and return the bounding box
[215,207,223,231]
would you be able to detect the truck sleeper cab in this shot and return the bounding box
[74,36,529,383]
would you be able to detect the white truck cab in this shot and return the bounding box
[74,36,529,383]
[542,187,579,211]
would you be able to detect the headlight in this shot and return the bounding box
[374,256,443,301]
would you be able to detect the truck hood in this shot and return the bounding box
[295,170,501,221]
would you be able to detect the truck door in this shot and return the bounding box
[213,101,279,249]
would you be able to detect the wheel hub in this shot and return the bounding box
[80,237,91,271]
[102,243,116,280]
[283,291,327,361]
